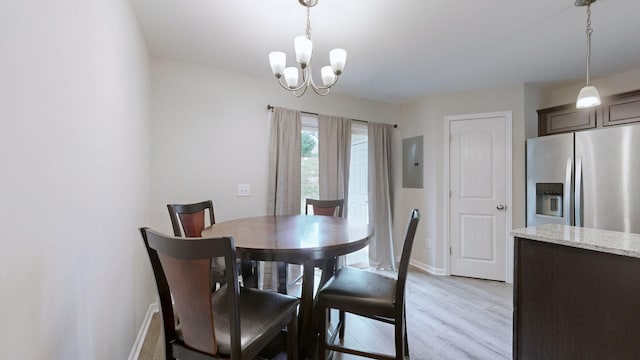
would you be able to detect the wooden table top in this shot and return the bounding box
[201,214,373,262]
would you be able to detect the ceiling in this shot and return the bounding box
[131,0,640,104]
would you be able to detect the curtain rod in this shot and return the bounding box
[267,104,398,128]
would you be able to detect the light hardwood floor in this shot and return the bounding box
[139,269,512,360]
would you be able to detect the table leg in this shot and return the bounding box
[299,259,316,357]
[318,257,336,290]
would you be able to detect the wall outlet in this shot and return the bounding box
[238,184,251,197]
[426,238,432,249]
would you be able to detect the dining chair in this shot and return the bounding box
[140,227,299,360]
[277,198,345,294]
[167,200,257,288]
[316,209,420,360]
[305,198,344,217]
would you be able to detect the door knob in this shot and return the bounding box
[496,204,506,210]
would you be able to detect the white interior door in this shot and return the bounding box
[448,113,509,281]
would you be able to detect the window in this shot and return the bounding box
[301,114,319,213]
[346,121,369,267]
[300,115,369,267]
[348,122,369,225]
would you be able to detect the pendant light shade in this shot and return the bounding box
[576,85,601,108]
[575,0,600,109]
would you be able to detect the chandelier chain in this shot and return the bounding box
[305,2,312,40]
[585,1,593,85]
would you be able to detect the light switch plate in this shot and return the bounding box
[238,184,251,197]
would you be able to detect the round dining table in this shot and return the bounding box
[201,214,373,358]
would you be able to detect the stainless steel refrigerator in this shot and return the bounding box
[526,124,640,233]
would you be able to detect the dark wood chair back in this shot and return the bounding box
[167,200,215,237]
[277,198,346,294]
[305,198,344,217]
[396,209,420,306]
[315,209,420,360]
[140,228,240,358]
[167,200,259,289]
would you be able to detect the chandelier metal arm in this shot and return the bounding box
[308,75,330,96]
[275,65,340,97]
[275,73,308,93]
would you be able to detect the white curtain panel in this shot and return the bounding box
[318,114,352,216]
[267,107,302,216]
[367,122,395,270]
[263,107,301,290]
[318,114,352,269]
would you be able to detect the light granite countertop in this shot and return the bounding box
[511,224,640,258]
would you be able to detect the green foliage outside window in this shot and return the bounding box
[301,131,317,157]
[301,131,319,210]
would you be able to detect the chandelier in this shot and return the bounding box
[268,0,347,97]
[575,0,601,108]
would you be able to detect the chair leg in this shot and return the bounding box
[287,311,298,360]
[319,258,336,323]
[318,306,327,360]
[394,314,409,360]
[318,257,336,289]
[403,310,409,358]
[277,262,288,294]
[338,310,345,339]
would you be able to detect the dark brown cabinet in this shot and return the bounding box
[538,89,640,136]
[537,103,597,136]
[514,237,640,359]
[602,90,640,127]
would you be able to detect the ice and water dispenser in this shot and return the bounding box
[536,183,563,217]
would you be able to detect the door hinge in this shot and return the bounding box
[449,190,452,198]
[449,246,452,255]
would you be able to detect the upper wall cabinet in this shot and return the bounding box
[538,89,640,136]
[537,104,597,136]
[602,90,640,127]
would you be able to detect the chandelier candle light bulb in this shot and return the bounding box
[269,52,286,78]
[329,48,346,75]
[294,36,313,67]
[268,0,346,96]
[284,67,299,88]
[321,66,336,86]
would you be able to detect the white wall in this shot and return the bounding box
[0,0,152,358]
[149,58,401,232]
[0,0,635,354]
[396,84,527,278]
[524,84,544,139]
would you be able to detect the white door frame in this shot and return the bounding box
[443,111,513,282]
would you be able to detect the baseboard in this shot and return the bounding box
[129,302,159,360]
[409,258,446,276]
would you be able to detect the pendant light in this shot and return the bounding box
[575,0,601,109]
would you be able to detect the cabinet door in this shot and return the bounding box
[602,90,640,127]
[538,104,597,136]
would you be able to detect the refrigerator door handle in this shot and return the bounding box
[564,157,572,225]
[575,157,582,227]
